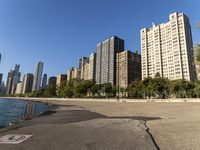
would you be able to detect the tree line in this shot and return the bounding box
[13,74,200,99]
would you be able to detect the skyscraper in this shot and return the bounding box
[0,73,3,94]
[11,64,21,94]
[32,61,43,91]
[6,64,21,95]
[22,73,34,94]
[141,12,195,81]
[0,73,2,85]
[95,36,124,85]
[42,74,47,89]
[67,67,74,81]
[15,82,23,95]
[88,52,96,81]
[116,50,141,88]
[48,77,56,88]
[67,67,79,81]
[79,57,89,80]
[56,74,67,88]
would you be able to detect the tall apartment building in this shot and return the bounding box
[79,57,89,80]
[56,74,67,87]
[11,64,21,94]
[48,77,56,88]
[0,73,2,85]
[42,74,47,89]
[88,52,96,81]
[72,68,79,79]
[32,62,43,91]
[67,67,80,81]
[15,82,23,95]
[67,68,74,81]
[141,12,195,81]
[81,52,96,81]
[116,50,141,88]
[83,62,90,80]
[22,73,34,94]
[95,36,124,85]
[6,64,21,95]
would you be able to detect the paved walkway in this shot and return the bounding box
[1,101,200,150]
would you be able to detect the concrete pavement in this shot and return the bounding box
[1,100,200,149]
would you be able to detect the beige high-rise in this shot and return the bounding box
[80,52,96,81]
[141,12,195,81]
[56,74,67,87]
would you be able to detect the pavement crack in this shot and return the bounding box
[144,121,160,150]
[100,120,132,129]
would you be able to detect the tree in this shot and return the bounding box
[170,79,195,98]
[74,80,94,97]
[194,80,200,98]
[196,44,200,61]
[153,75,169,99]
[127,80,144,98]
[43,86,56,97]
[91,84,102,97]
[101,83,113,98]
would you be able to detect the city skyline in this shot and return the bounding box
[0,0,200,82]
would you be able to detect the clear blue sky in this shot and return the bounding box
[0,0,199,82]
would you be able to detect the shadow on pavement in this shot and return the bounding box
[19,104,161,126]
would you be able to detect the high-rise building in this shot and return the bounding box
[32,62,43,91]
[88,52,96,81]
[48,77,56,88]
[42,74,47,89]
[22,73,34,94]
[0,73,2,85]
[95,36,124,85]
[11,64,21,94]
[72,68,79,79]
[79,57,89,80]
[67,67,79,81]
[141,12,195,81]
[0,82,6,95]
[6,64,21,95]
[56,74,67,87]
[0,73,4,94]
[67,68,74,81]
[6,71,14,95]
[15,82,23,95]
[83,62,90,80]
[116,50,141,88]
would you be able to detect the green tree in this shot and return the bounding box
[74,80,94,97]
[43,86,56,97]
[170,79,195,98]
[127,80,144,98]
[91,84,102,97]
[101,83,113,98]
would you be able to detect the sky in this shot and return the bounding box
[0,0,200,82]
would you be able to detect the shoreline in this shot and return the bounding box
[2,96,200,103]
[0,98,53,133]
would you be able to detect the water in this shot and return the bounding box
[0,98,48,127]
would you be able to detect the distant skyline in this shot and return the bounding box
[0,0,199,82]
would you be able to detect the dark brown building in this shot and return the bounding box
[116,50,141,88]
[48,77,57,88]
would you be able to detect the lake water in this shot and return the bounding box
[0,98,48,127]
